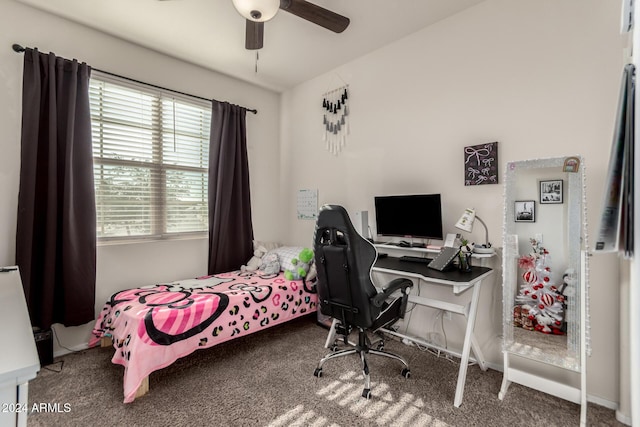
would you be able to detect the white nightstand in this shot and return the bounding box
[0,267,40,427]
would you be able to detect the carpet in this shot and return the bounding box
[26,315,623,426]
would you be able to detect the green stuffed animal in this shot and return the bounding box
[284,248,314,280]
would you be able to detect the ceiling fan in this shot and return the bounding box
[231,0,350,50]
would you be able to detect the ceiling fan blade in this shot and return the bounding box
[280,0,350,33]
[245,20,264,50]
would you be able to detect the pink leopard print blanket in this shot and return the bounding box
[90,270,317,403]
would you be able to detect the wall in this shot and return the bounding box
[281,0,624,407]
[0,0,281,351]
[0,0,629,414]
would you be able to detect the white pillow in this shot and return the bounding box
[254,240,282,252]
[264,246,306,272]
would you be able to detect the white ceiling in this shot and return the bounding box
[16,0,485,92]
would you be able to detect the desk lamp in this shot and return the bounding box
[455,208,494,254]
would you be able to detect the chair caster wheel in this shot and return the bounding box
[402,368,411,378]
[313,368,323,378]
[362,388,371,399]
[330,344,339,352]
[376,343,384,351]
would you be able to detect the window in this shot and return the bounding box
[89,73,211,240]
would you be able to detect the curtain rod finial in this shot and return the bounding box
[12,44,25,53]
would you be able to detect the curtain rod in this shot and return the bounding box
[12,44,258,114]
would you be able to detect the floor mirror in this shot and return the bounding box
[498,156,589,426]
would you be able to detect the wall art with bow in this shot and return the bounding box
[322,85,349,155]
[464,141,499,185]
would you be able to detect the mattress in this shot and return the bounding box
[90,270,317,402]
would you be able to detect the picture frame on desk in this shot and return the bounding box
[515,200,535,222]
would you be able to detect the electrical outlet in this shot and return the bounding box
[535,233,543,243]
[444,311,452,320]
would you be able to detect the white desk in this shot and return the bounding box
[324,252,494,408]
[0,267,40,427]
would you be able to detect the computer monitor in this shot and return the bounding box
[374,194,444,240]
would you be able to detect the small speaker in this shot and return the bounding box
[353,210,369,239]
[33,328,53,366]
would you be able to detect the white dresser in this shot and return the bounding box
[0,267,40,427]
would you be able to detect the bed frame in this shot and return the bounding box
[91,270,317,402]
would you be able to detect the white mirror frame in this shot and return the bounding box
[502,156,591,370]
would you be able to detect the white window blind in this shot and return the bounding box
[89,73,211,240]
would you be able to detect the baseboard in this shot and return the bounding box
[53,343,89,358]
[584,394,616,410]
[484,361,503,372]
[615,409,632,426]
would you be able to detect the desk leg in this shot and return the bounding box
[16,382,28,427]
[454,280,484,407]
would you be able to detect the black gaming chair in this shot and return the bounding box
[312,205,413,399]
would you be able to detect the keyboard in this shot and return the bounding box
[399,255,432,264]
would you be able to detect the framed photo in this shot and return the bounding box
[540,179,563,204]
[464,141,498,186]
[515,200,535,222]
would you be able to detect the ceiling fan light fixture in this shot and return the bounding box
[232,0,280,22]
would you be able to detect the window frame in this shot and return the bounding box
[90,72,211,244]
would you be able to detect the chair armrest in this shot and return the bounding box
[371,278,413,307]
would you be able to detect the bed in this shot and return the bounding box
[90,269,317,403]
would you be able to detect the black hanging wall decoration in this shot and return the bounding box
[322,84,349,155]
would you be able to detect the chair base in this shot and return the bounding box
[314,328,410,399]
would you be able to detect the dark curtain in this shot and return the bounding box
[596,64,635,256]
[16,48,96,330]
[208,101,254,274]
[621,64,634,257]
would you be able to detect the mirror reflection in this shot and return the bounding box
[503,156,585,371]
